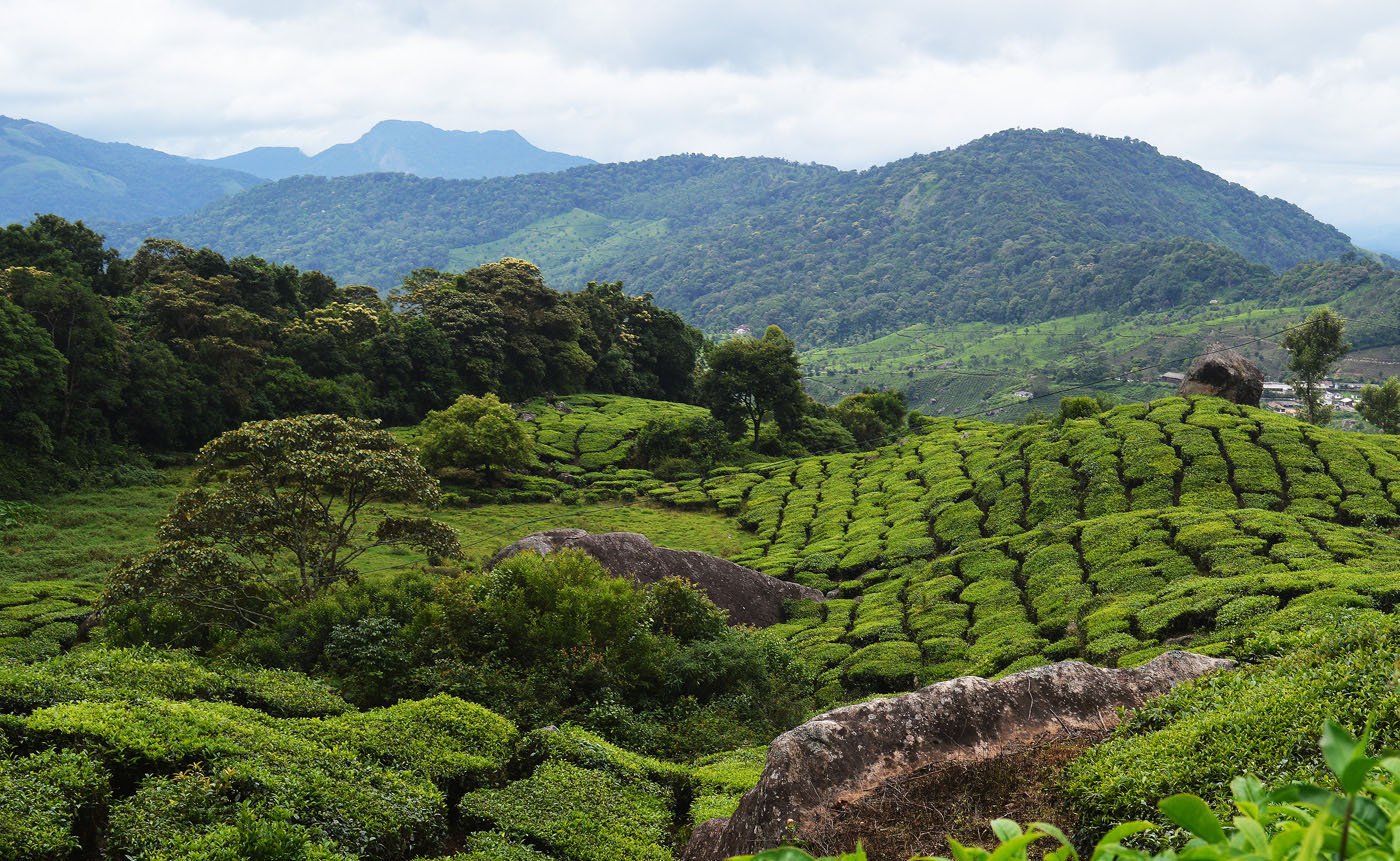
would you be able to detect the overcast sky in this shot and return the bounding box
[4,1,1399,249]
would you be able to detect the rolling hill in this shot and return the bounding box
[104,128,1355,344]
[0,116,265,226]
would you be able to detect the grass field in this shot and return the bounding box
[0,466,761,660]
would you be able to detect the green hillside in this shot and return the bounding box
[647,396,1400,698]
[0,117,264,225]
[804,253,1400,422]
[103,129,1355,344]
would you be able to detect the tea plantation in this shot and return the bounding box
[520,394,710,473]
[0,647,759,859]
[648,396,1400,699]
[12,392,1400,858]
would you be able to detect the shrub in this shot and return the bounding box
[458,760,672,861]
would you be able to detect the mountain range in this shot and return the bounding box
[101,129,1357,345]
[0,117,594,228]
[0,116,263,226]
[194,120,595,179]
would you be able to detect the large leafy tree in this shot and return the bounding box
[1281,307,1350,426]
[1,266,126,443]
[700,325,804,445]
[418,392,534,481]
[104,415,460,630]
[1358,377,1400,435]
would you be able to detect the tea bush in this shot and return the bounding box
[643,397,1400,700]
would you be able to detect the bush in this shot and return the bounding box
[415,552,812,757]
[459,760,672,861]
[418,393,533,481]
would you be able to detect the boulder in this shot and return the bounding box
[682,651,1234,860]
[489,529,825,627]
[1176,344,1264,406]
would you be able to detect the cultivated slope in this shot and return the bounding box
[649,396,1400,698]
[105,129,1354,343]
[0,117,264,225]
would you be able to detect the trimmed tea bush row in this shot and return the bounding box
[0,647,775,859]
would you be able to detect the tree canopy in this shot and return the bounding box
[700,326,805,446]
[103,414,460,631]
[0,218,707,497]
[1281,307,1350,426]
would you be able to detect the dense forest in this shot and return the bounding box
[103,129,1358,345]
[0,215,703,497]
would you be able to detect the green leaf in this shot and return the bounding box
[746,850,816,861]
[1231,775,1268,819]
[1158,794,1228,844]
[1267,827,1304,861]
[1345,795,1390,843]
[991,819,1023,843]
[988,832,1046,861]
[1321,719,1363,790]
[1027,821,1076,857]
[1092,821,1157,861]
[1340,755,1382,796]
[1232,815,1270,853]
[1298,807,1330,861]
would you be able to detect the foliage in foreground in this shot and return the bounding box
[109,549,811,760]
[0,646,772,859]
[1064,610,1400,835]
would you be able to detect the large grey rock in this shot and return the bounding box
[683,651,1234,860]
[1177,344,1264,406]
[489,529,824,627]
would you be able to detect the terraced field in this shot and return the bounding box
[648,396,1400,699]
[521,394,710,472]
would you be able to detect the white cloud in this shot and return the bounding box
[3,0,1399,246]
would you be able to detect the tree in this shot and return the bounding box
[831,388,907,445]
[1358,377,1400,435]
[418,392,533,481]
[104,415,460,630]
[699,325,804,445]
[1281,308,1350,426]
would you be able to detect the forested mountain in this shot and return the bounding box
[106,128,1355,344]
[0,117,264,225]
[196,120,596,179]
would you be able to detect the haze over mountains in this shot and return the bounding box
[194,120,596,179]
[0,117,594,226]
[103,129,1357,344]
[0,116,263,225]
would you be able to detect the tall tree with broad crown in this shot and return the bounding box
[103,414,460,631]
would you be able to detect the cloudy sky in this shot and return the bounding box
[4,0,1399,249]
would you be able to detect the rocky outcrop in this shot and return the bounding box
[1177,345,1264,406]
[682,652,1233,860]
[489,529,825,627]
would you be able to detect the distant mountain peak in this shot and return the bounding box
[201,121,593,181]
